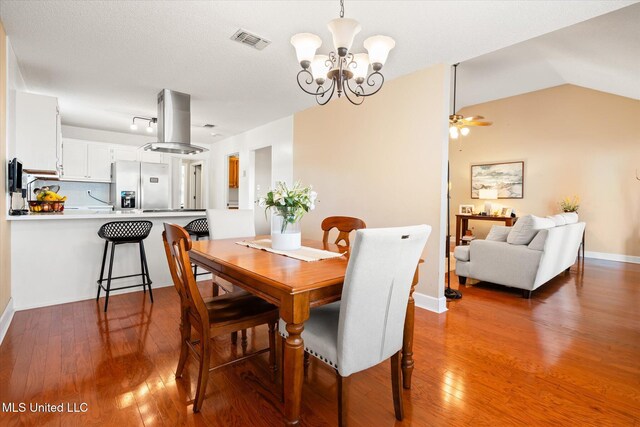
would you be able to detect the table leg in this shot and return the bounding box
[455,216,462,246]
[401,267,419,389]
[284,322,305,426]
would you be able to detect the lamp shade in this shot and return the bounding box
[310,54,331,82]
[327,18,361,51]
[478,189,498,200]
[363,35,395,66]
[290,33,322,65]
[351,53,370,80]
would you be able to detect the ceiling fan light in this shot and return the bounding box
[130,123,138,131]
[327,18,361,54]
[460,127,470,136]
[351,53,370,80]
[364,35,395,68]
[311,54,331,84]
[449,126,459,139]
[291,33,322,67]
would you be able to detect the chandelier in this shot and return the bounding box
[290,0,395,106]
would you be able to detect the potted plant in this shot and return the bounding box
[258,181,317,250]
[559,195,580,213]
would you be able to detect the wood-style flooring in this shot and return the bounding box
[0,258,638,426]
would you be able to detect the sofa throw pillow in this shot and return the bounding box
[560,212,579,224]
[486,225,511,242]
[547,214,566,226]
[507,215,555,245]
[528,229,549,251]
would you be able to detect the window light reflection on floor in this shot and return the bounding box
[442,370,466,404]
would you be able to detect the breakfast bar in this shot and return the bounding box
[7,210,208,310]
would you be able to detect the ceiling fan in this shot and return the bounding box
[449,62,492,139]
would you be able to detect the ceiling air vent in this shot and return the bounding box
[230,29,271,50]
[203,124,215,128]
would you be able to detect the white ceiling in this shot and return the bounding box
[455,2,640,110]
[0,0,636,142]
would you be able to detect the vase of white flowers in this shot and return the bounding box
[258,181,317,251]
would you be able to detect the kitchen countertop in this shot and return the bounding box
[6,209,207,221]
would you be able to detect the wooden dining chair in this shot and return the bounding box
[321,216,367,247]
[162,223,278,413]
[280,225,431,426]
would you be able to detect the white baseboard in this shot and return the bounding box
[13,282,175,312]
[0,299,15,345]
[414,292,447,313]
[585,251,640,264]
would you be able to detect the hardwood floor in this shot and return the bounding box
[1,259,638,426]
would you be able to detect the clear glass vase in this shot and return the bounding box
[271,211,302,251]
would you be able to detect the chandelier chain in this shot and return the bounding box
[340,0,344,18]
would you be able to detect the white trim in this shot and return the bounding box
[13,281,175,312]
[414,292,448,314]
[585,251,640,264]
[0,299,16,345]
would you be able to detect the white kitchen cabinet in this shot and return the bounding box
[61,139,88,179]
[61,139,112,182]
[15,91,60,172]
[112,146,138,162]
[87,145,112,181]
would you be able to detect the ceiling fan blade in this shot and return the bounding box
[463,116,485,121]
[465,121,493,126]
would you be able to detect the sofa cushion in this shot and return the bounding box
[528,229,549,251]
[507,215,555,245]
[454,245,470,262]
[486,225,511,242]
[561,212,579,224]
[547,214,566,226]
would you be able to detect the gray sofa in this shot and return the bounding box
[454,219,585,298]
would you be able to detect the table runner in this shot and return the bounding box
[236,239,345,262]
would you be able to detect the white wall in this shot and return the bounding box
[209,116,293,210]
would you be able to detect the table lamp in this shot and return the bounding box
[478,189,498,215]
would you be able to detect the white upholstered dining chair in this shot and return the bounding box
[280,224,431,426]
[206,208,256,240]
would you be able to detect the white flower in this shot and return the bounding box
[309,203,315,210]
[310,191,318,201]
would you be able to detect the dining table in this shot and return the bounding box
[189,237,422,426]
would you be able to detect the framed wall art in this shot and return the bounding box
[471,161,524,199]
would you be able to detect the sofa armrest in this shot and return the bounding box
[467,240,543,290]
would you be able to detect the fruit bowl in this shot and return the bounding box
[28,201,65,213]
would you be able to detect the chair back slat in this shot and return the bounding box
[336,225,431,377]
[321,216,367,246]
[206,209,255,240]
[162,223,208,329]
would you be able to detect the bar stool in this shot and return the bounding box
[96,220,153,312]
[183,217,209,277]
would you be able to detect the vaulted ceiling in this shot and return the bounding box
[0,0,636,142]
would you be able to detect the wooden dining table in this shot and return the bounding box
[189,237,422,426]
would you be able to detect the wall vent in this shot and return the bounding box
[230,29,271,50]
[203,124,215,128]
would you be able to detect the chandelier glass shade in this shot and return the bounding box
[290,0,395,106]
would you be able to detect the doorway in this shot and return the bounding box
[188,161,204,209]
[227,153,239,209]
[253,147,272,234]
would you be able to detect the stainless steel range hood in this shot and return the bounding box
[142,89,208,155]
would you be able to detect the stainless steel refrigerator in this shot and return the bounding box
[111,161,170,210]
